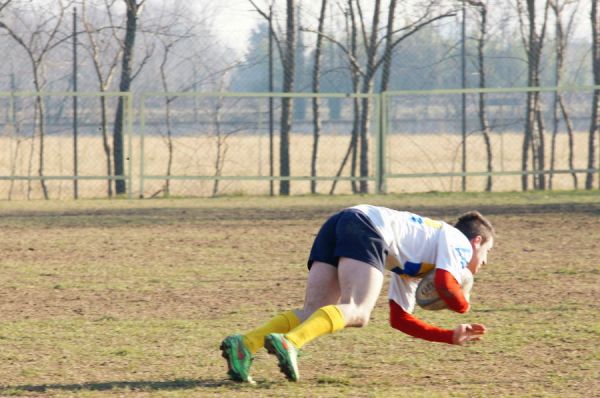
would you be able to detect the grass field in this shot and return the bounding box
[0,191,599,397]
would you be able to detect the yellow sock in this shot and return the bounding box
[285,305,345,349]
[242,310,301,354]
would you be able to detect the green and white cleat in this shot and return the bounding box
[220,334,255,384]
[264,333,300,382]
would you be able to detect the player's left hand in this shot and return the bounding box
[452,323,486,345]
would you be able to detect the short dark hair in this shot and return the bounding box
[454,211,495,243]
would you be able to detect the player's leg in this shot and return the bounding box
[222,212,342,383]
[263,260,340,381]
[335,257,384,326]
[265,258,382,381]
[295,261,341,321]
[223,260,338,360]
[220,307,301,383]
[265,210,386,381]
[286,257,383,343]
[290,209,386,332]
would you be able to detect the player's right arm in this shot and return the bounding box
[389,299,454,344]
[389,300,486,345]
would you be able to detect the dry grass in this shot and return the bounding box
[0,130,596,199]
[0,193,598,397]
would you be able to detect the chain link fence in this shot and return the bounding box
[0,88,598,199]
[383,87,599,193]
[139,92,380,197]
[0,92,132,200]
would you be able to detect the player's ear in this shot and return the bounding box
[470,235,483,248]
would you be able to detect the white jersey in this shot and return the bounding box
[351,205,473,313]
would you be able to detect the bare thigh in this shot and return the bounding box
[337,257,384,327]
[295,261,341,321]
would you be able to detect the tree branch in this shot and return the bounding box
[373,10,456,73]
[300,26,364,76]
[248,0,285,61]
[0,0,12,14]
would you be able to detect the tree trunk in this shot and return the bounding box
[520,0,548,191]
[329,127,357,195]
[535,98,546,189]
[268,6,275,196]
[159,43,175,197]
[30,67,48,199]
[310,0,327,194]
[587,1,600,189]
[521,1,535,191]
[558,98,578,188]
[379,0,397,92]
[212,96,224,197]
[348,0,359,194]
[279,0,295,196]
[82,1,120,198]
[113,0,141,195]
[549,2,562,190]
[99,97,113,197]
[8,79,22,200]
[350,94,360,193]
[357,0,382,194]
[472,1,493,192]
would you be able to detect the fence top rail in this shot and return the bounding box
[2,86,599,99]
[383,85,600,96]
[140,91,379,99]
[0,91,133,98]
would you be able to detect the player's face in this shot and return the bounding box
[468,236,493,274]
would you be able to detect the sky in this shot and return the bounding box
[208,0,593,54]
[210,0,265,54]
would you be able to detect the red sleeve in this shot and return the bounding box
[389,299,454,344]
[434,268,469,313]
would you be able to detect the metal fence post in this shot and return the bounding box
[375,93,385,194]
[127,92,133,199]
[139,94,146,198]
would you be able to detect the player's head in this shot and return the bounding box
[454,211,495,274]
[454,211,495,244]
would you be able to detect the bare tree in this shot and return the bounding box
[6,72,24,200]
[81,0,126,197]
[354,0,382,193]
[112,0,147,195]
[586,0,600,189]
[208,78,246,197]
[249,0,295,196]
[309,0,327,194]
[249,3,278,196]
[379,0,397,93]
[329,0,361,195]
[279,0,296,196]
[268,5,275,196]
[0,0,12,13]
[467,0,494,192]
[154,14,195,197]
[0,0,74,199]
[548,0,579,189]
[158,39,177,197]
[306,0,455,193]
[517,0,550,191]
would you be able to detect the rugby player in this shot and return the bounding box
[220,205,495,383]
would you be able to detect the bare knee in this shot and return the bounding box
[352,314,370,328]
[339,304,372,328]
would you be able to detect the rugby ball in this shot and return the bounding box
[416,268,473,310]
